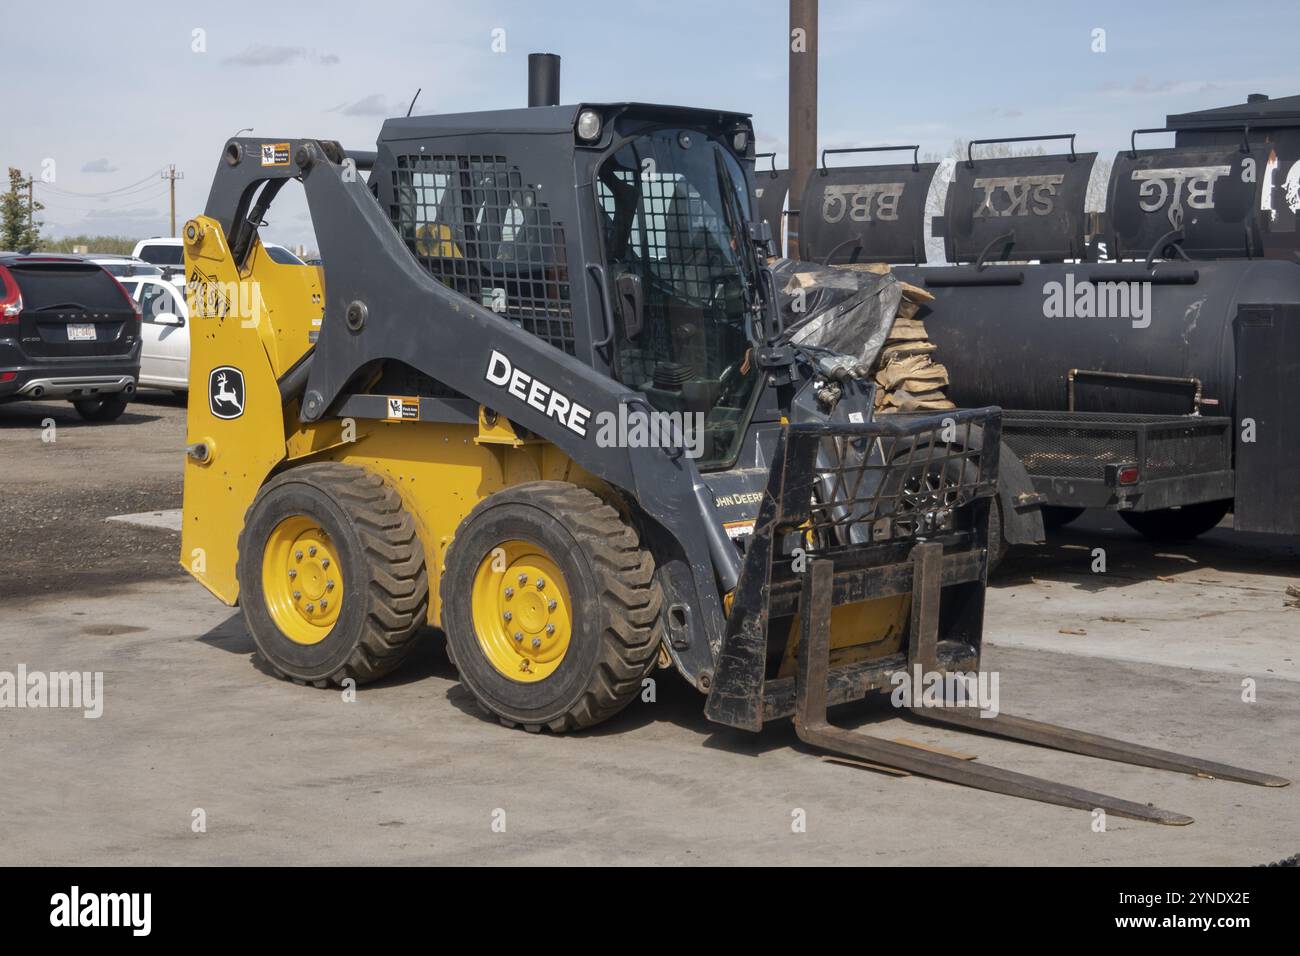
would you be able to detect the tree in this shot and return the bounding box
[1,167,43,251]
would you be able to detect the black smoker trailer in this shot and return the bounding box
[755,94,1300,541]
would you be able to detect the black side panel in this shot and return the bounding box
[1109,146,1268,260]
[1233,304,1300,534]
[799,162,936,265]
[752,167,792,257]
[945,153,1095,264]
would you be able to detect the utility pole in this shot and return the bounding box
[25,176,34,231]
[788,0,818,255]
[162,164,184,236]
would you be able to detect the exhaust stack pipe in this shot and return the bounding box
[528,53,561,108]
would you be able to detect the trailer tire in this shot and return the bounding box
[72,396,128,422]
[1119,499,1231,541]
[237,463,429,686]
[441,481,663,733]
[987,496,1007,572]
[1042,506,1086,530]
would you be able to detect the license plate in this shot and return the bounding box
[67,324,97,342]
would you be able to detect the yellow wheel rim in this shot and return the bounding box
[261,515,344,646]
[471,539,573,682]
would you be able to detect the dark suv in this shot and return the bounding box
[0,253,141,422]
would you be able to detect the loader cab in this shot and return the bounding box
[371,101,768,469]
[593,122,766,468]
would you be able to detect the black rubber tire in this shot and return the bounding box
[1042,506,1086,531]
[1119,499,1232,541]
[72,396,128,422]
[986,495,1007,573]
[236,462,429,686]
[441,481,663,733]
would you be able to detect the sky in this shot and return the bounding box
[5,0,1299,251]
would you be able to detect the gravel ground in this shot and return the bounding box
[0,391,188,599]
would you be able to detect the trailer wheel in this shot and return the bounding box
[1042,506,1086,531]
[441,481,663,732]
[237,463,429,686]
[1119,499,1231,541]
[72,396,128,422]
[987,496,1007,572]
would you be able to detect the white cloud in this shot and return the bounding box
[222,45,340,67]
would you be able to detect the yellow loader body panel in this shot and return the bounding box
[180,216,601,625]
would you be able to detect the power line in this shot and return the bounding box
[34,168,165,198]
[36,176,172,202]
[32,185,173,215]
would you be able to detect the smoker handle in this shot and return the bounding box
[967,134,1076,168]
[754,152,780,179]
[821,145,920,174]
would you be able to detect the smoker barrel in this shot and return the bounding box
[892,258,1300,421]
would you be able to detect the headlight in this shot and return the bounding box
[576,110,602,142]
[733,131,748,153]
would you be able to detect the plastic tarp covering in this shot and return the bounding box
[770,258,901,370]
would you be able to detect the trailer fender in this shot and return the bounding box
[995,439,1045,546]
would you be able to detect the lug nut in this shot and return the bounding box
[536,578,545,590]
[517,573,528,585]
[309,546,318,557]
[513,631,523,642]
[306,603,315,612]
[321,558,330,569]
[295,550,303,560]
[326,580,335,591]
[320,599,328,610]
[547,599,557,611]
[293,591,302,600]
[546,623,555,635]
[288,569,297,579]
[503,611,512,622]
[531,638,541,648]
[504,587,514,598]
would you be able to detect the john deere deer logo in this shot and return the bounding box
[208,366,246,420]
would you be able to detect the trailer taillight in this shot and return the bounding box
[1105,462,1141,486]
[0,265,22,324]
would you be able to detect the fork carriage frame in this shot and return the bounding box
[703,408,1286,824]
[706,407,1001,730]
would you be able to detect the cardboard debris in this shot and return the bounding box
[885,319,929,342]
[896,298,921,320]
[829,261,955,415]
[876,357,950,391]
[881,340,938,358]
[899,280,934,303]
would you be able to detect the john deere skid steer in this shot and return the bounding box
[180,58,1284,823]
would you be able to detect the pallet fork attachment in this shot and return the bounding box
[794,554,1288,826]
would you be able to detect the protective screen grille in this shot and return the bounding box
[392,154,575,355]
[597,170,738,381]
[807,418,993,547]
